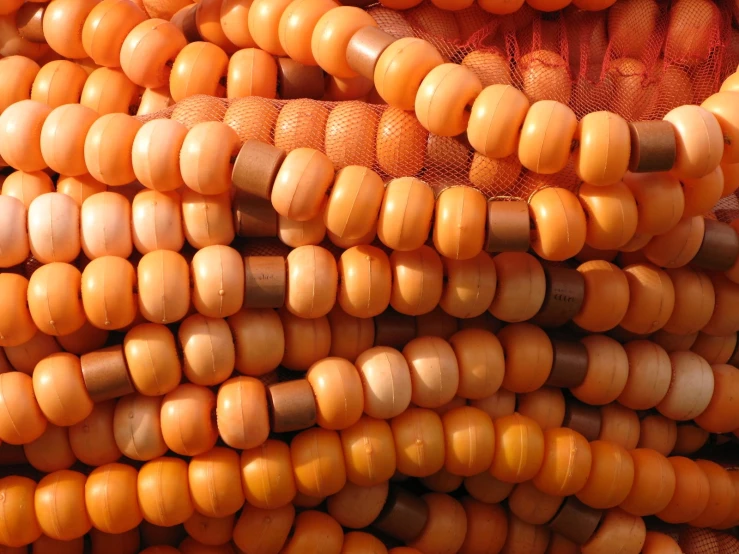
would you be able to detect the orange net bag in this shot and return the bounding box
[136,0,739,225]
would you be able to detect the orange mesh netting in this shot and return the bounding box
[136,0,739,223]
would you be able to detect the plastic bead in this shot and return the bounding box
[131,190,185,254]
[232,503,295,554]
[407,493,468,554]
[415,64,482,137]
[81,192,133,260]
[578,182,638,250]
[281,510,343,554]
[278,0,338,66]
[644,215,705,269]
[573,335,629,405]
[341,416,396,486]
[171,42,228,102]
[312,7,378,79]
[113,394,167,461]
[491,413,545,483]
[189,447,245,518]
[656,350,714,421]
[0,476,42,547]
[80,67,140,115]
[138,457,194,527]
[0,371,48,445]
[272,148,335,222]
[68,399,121,466]
[338,245,392,318]
[82,0,147,67]
[291,427,347,497]
[391,408,445,477]
[0,100,51,172]
[180,121,240,195]
[468,85,530,159]
[354,346,413,419]
[240,439,297,509]
[0,195,30,268]
[618,340,672,409]
[191,245,244,318]
[137,250,190,324]
[123,323,182,396]
[656,456,710,524]
[619,263,675,335]
[228,48,278,99]
[33,352,93,427]
[387,246,442,316]
[533,427,592,496]
[85,463,143,534]
[0,273,40,347]
[498,323,553,393]
[580,508,645,554]
[34,471,90,541]
[529,187,587,261]
[246,0,292,56]
[377,177,435,251]
[120,19,187,89]
[574,111,631,186]
[519,101,578,174]
[663,104,723,179]
[374,37,445,111]
[403,336,459,409]
[621,175,683,239]
[489,252,545,322]
[160,384,218,457]
[84,113,143,186]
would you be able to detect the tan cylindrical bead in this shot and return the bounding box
[233,194,278,238]
[231,140,286,200]
[486,201,531,253]
[276,58,325,100]
[80,345,135,402]
[244,256,287,309]
[267,380,317,433]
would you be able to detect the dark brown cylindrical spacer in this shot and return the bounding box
[346,26,397,80]
[233,194,278,238]
[692,218,739,272]
[486,201,531,253]
[244,256,286,309]
[628,121,677,173]
[606,325,651,343]
[267,379,317,433]
[277,58,325,100]
[232,140,286,200]
[80,345,135,403]
[180,4,201,43]
[728,339,739,368]
[372,486,429,543]
[16,2,46,43]
[374,309,416,350]
[563,400,602,442]
[546,339,588,389]
[548,497,603,545]
[533,265,585,328]
[340,0,376,6]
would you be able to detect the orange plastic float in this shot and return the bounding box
[0,3,738,554]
